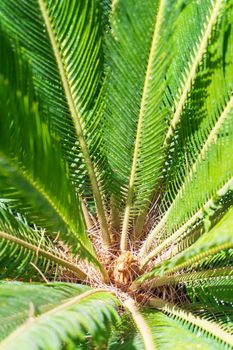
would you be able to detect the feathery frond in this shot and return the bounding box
[105,0,181,248]
[0,0,111,246]
[0,31,100,268]
[135,206,233,287]
[149,299,233,349]
[141,1,233,258]
[0,283,119,349]
[0,202,87,280]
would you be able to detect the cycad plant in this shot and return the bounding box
[0,0,232,348]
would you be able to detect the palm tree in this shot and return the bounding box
[0,0,232,348]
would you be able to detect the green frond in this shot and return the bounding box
[0,202,87,280]
[0,0,111,246]
[160,206,233,274]
[164,0,223,143]
[148,267,233,292]
[148,300,233,349]
[141,179,233,265]
[105,0,159,209]
[141,1,233,258]
[172,188,233,257]
[0,283,120,349]
[104,0,183,247]
[0,31,101,268]
[135,206,233,287]
[146,266,233,316]
[185,268,233,308]
[109,303,233,350]
[185,282,233,334]
[105,0,194,250]
[0,282,90,341]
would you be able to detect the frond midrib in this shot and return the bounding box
[123,299,155,350]
[0,230,87,280]
[37,0,111,247]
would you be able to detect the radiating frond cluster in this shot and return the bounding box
[0,0,232,349]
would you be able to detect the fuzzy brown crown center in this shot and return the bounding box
[112,251,141,287]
